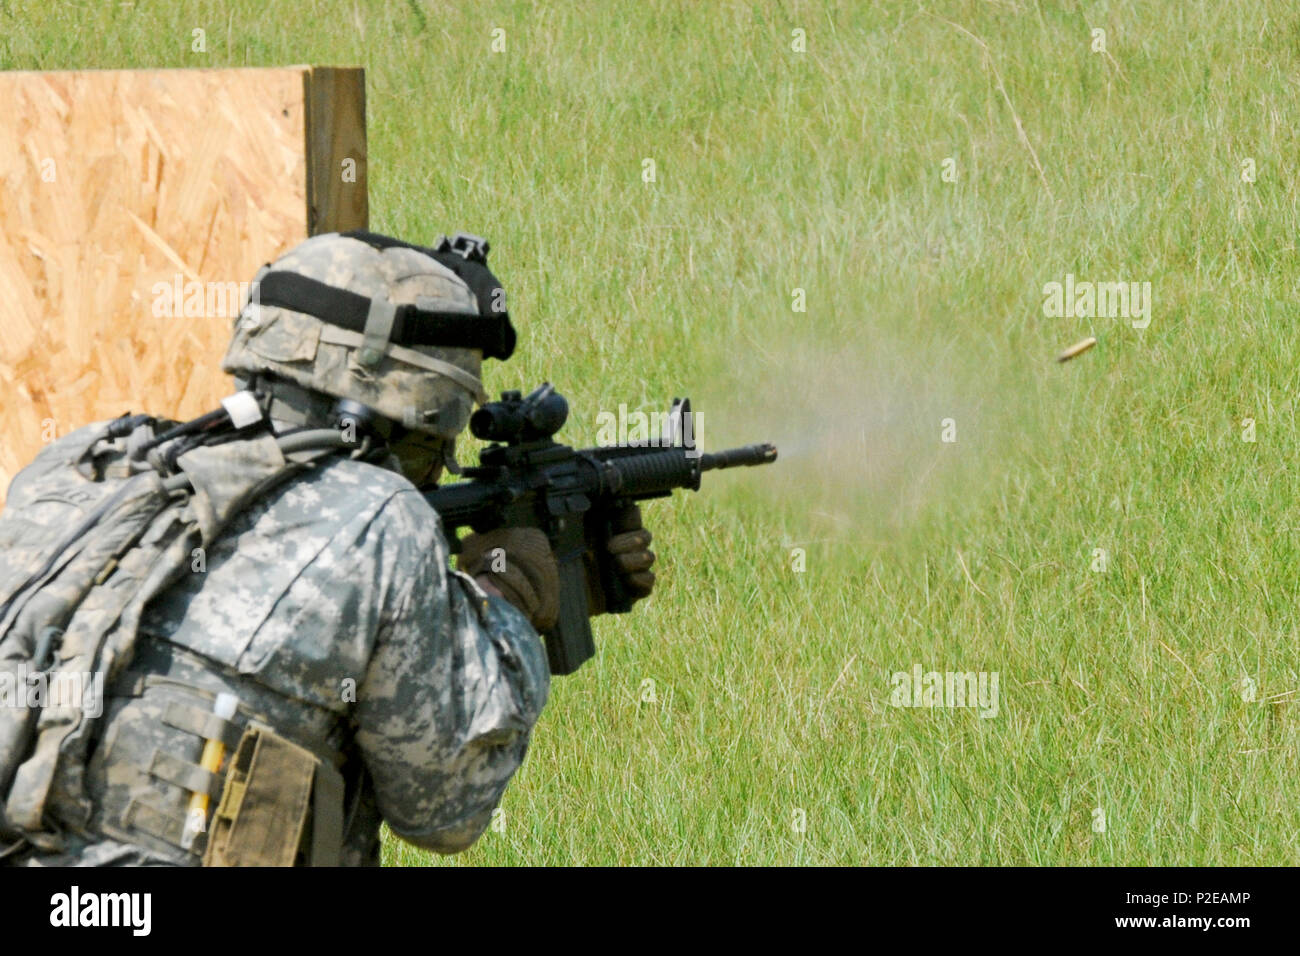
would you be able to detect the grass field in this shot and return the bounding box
[5,0,1300,865]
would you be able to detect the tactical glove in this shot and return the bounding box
[458,527,560,632]
[586,503,657,616]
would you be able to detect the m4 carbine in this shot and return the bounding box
[424,383,776,675]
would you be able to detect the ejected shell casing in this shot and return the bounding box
[1056,336,1097,363]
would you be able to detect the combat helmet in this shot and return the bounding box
[222,230,515,442]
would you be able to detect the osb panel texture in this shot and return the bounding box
[0,68,316,502]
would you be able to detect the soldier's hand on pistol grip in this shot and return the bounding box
[458,528,560,632]
[586,503,657,616]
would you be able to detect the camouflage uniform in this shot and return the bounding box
[13,423,549,866]
[6,231,551,866]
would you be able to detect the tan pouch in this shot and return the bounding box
[203,726,343,867]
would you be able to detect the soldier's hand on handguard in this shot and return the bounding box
[458,528,560,632]
[586,503,657,616]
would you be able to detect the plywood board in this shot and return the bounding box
[0,66,367,504]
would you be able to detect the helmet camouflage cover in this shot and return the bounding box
[222,232,513,440]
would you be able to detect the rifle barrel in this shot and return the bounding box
[698,443,778,472]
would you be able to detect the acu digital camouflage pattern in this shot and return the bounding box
[222,233,487,440]
[4,423,550,866]
[0,418,239,843]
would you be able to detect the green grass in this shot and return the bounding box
[6,0,1300,865]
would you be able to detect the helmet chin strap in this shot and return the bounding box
[442,439,463,476]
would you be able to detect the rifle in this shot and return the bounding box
[424,383,777,675]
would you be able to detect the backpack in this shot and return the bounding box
[0,404,338,851]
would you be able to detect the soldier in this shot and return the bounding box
[0,231,655,865]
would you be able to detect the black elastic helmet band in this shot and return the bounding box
[255,270,516,360]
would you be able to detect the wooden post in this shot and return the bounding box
[305,67,368,235]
